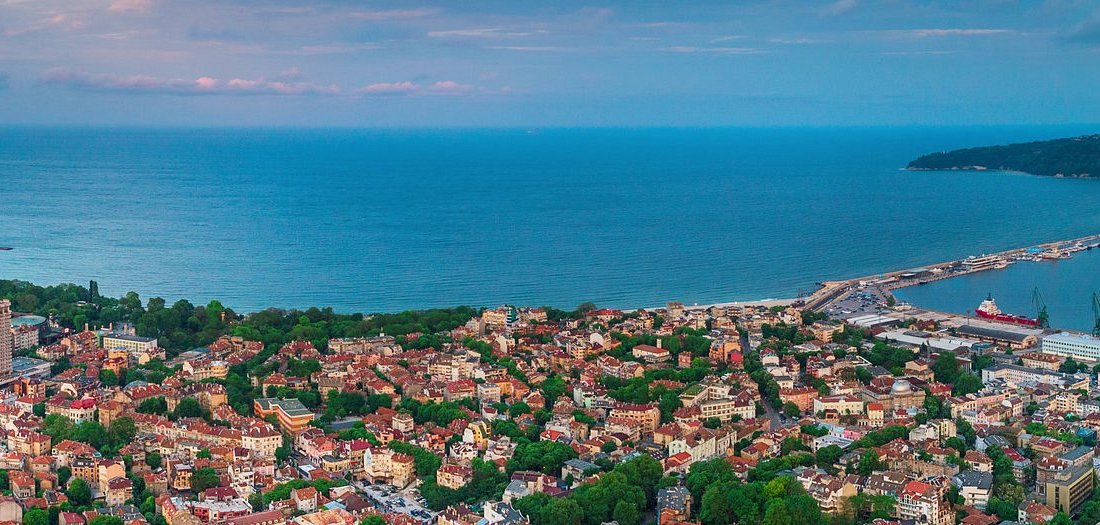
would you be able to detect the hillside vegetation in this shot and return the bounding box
[907,134,1100,177]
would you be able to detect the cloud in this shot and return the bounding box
[355,80,477,97]
[666,46,764,55]
[108,0,151,13]
[39,68,341,96]
[357,81,420,95]
[484,46,574,52]
[824,0,858,17]
[427,28,547,39]
[349,8,438,21]
[710,35,748,43]
[1066,8,1100,44]
[769,37,820,45]
[882,28,1014,38]
[428,80,473,95]
[3,13,84,36]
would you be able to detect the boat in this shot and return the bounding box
[0,247,11,251]
[975,294,1040,327]
[961,254,1002,271]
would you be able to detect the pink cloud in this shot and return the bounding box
[358,81,421,95]
[41,69,488,99]
[350,8,439,21]
[40,68,340,96]
[109,0,152,13]
[428,81,474,94]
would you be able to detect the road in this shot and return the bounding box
[741,329,789,432]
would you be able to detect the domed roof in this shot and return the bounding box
[891,379,913,394]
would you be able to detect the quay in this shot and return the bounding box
[804,232,1100,313]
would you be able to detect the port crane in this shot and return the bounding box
[1032,287,1050,329]
[1092,293,1100,337]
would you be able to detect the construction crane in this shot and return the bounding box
[1032,287,1050,329]
[1092,292,1100,337]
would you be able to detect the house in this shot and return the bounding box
[292,487,318,513]
[952,471,993,511]
[434,460,471,488]
[657,487,692,525]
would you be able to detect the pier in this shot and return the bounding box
[804,233,1100,313]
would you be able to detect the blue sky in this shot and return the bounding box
[1,0,1099,126]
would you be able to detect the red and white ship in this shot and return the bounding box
[975,294,1039,327]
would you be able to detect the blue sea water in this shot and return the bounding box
[0,126,1099,316]
[893,249,1100,333]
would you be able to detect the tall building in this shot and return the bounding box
[1036,446,1095,515]
[0,300,11,376]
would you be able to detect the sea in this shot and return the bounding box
[893,248,1100,333]
[1,126,1099,324]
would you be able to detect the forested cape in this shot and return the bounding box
[907,134,1100,177]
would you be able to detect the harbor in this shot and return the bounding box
[806,232,1100,334]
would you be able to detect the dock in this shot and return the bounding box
[804,233,1100,313]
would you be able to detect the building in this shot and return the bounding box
[0,300,11,376]
[657,487,692,525]
[1041,333,1100,363]
[897,480,954,525]
[1019,351,1062,370]
[862,378,926,412]
[254,398,315,434]
[956,325,1037,350]
[952,471,993,510]
[981,364,1088,390]
[102,333,159,353]
[1036,446,1094,515]
[813,395,864,416]
[608,403,661,433]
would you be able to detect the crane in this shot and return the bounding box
[1092,292,1100,337]
[1032,287,1050,329]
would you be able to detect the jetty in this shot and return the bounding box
[804,233,1100,312]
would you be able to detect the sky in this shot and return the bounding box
[1,0,1099,126]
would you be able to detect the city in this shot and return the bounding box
[1,261,1100,525]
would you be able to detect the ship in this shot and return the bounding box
[961,254,1003,272]
[975,294,1040,327]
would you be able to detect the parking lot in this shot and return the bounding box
[358,482,435,522]
[825,286,893,320]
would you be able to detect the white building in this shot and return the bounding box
[1042,333,1100,362]
[102,333,158,353]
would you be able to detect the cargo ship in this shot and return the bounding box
[975,295,1039,327]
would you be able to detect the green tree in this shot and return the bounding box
[932,353,960,383]
[858,450,885,476]
[1047,512,1071,525]
[360,518,385,525]
[952,373,983,396]
[507,441,577,475]
[89,517,123,525]
[699,481,737,525]
[190,467,221,493]
[783,402,801,418]
[173,397,207,420]
[612,501,642,525]
[145,452,162,470]
[763,499,793,525]
[99,369,118,386]
[137,397,168,415]
[815,445,843,469]
[67,478,92,506]
[24,509,48,525]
